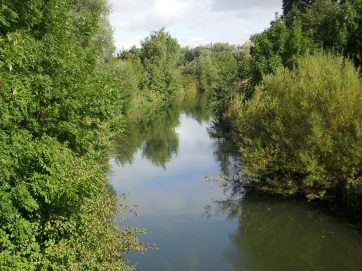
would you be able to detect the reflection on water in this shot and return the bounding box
[113,93,212,168]
[210,191,362,271]
[112,103,180,167]
[108,94,362,271]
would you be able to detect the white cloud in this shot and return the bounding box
[121,0,202,31]
[211,0,280,11]
[108,0,282,50]
[154,0,191,19]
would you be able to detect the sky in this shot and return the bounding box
[108,0,282,50]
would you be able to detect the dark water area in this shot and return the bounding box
[108,94,362,271]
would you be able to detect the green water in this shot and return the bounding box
[108,95,362,271]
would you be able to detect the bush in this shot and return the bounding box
[0,135,146,270]
[227,53,362,208]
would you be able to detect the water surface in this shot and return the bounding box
[108,98,362,271]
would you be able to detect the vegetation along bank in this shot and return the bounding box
[0,0,361,269]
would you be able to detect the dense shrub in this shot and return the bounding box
[0,137,145,270]
[226,53,362,209]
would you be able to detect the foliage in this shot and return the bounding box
[183,43,241,93]
[297,0,347,51]
[179,46,195,65]
[345,0,362,67]
[210,51,239,121]
[282,0,317,16]
[245,16,317,92]
[182,43,242,125]
[245,0,362,102]
[226,53,362,209]
[119,29,184,102]
[0,0,146,269]
[283,0,362,67]
[184,53,218,92]
[0,138,146,270]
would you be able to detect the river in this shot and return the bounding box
[108,95,362,271]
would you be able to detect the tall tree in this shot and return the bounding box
[344,0,362,67]
[298,0,347,51]
[245,16,317,92]
[282,0,315,16]
[140,28,182,97]
[211,51,238,121]
[284,0,362,67]
[184,53,218,92]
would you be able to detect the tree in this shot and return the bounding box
[245,16,317,93]
[140,28,182,98]
[282,0,316,17]
[185,54,218,92]
[344,0,362,67]
[298,0,347,51]
[211,51,238,121]
[282,0,361,67]
[210,42,234,53]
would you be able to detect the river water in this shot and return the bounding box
[108,95,362,271]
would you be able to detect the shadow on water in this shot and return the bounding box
[204,186,362,271]
[205,108,362,271]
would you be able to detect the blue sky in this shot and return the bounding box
[108,0,282,50]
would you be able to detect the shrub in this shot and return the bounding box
[227,53,362,208]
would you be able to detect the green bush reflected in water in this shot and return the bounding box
[112,93,212,168]
[208,191,362,271]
